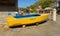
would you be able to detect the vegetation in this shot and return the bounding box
[38,0,56,8]
[18,0,56,13]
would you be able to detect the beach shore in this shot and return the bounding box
[0,15,60,36]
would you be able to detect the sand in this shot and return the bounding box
[0,15,60,36]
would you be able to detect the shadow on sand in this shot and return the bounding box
[10,19,48,28]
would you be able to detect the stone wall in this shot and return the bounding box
[0,12,16,24]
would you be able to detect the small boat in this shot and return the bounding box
[6,13,50,27]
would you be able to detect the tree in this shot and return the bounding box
[38,0,56,8]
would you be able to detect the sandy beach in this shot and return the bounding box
[0,14,60,36]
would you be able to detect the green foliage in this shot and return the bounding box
[18,0,56,13]
[40,1,50,9]
[38,0,56,9]
[31,8,36,13]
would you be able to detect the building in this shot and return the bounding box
[0,0,18,24]
[54,0,60,14]
[57,0,60,14]
[0,0,18,11]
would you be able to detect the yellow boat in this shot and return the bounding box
[6,14,50,27]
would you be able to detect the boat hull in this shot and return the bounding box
[6,14,50,27]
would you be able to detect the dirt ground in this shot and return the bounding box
[0,15,60,36]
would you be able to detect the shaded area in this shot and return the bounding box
[0,0,17,11]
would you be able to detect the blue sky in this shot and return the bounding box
[18,0,38,8]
